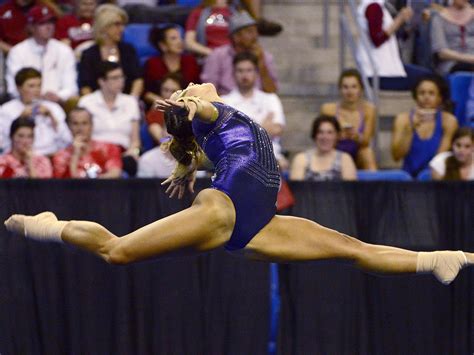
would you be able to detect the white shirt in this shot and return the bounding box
[222,88,286,158]
[429,151,474,180]
[0,98,71,156]
[137,146,176,178]
[78,91,140,149]
[6,38,78,100]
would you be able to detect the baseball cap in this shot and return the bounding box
[229,11,257,35]
[27,5,56,25]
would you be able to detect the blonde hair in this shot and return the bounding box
[93,4,128,43]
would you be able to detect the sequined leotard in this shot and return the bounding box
[192,102,281,250]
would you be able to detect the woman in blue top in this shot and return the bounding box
[392,75,458,177]
[5,83,474,285]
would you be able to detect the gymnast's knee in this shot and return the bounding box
[105,240,132,265]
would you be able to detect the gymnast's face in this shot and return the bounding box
[452,135,473,164]
[12,127,34,155]
[170,82,217,101]
[314,121,338,153]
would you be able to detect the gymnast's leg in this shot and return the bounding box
[241,215,473,285]
[4,189,235,264]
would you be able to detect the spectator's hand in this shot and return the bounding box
[42,92,61,103]
[72,136,87,156]
[399,7,413,22]
[251,43,265,63]
[123,148,140,160]
[21,105,34,118]
[24,148,33,167]
[340,126,358,141]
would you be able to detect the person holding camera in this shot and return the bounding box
[391,75,458,177]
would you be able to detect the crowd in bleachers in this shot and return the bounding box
[0,0,472,182]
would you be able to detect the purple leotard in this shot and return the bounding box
[192,102,280,251]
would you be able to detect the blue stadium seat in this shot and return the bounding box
[122,23,159,66]
[176,0,201,6]
[140,122,155,152]
[357,170,413,181]
[448,72,474,127]
[417,169,432,181]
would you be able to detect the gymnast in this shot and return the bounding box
[4,82,473,285]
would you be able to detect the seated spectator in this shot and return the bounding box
[0,117,52,178]
[430,0,474,75]
[184,0,237,57]
[78,61,141,176]
[430,127,473,180]
[320,69,377,170]
[357,0,431,90]
[143,24,199,106]
[145,73,182,146]
[79,4,143,98]
[201,10,278,95]
[0,68,71,156]
[5,5,78,103]
[137,141,176,178]
[53,107,122,178]
[55,0,96,56]
[222,51,287,170]
[392,75,458,177]
[290,115,357,181]
[0,0,35,53]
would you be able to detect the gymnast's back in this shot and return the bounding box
[192,101,280,250]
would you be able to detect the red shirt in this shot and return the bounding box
[185,6,232,49]
[52,140,122,178]
[0,1,31,46]
[144,54,200,93]
[55,14,93,49]
[146,110,164,127]
[365,3,389,47]
[0,153,52,178]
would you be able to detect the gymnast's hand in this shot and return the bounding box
[161,162,197,199]
[154,98,197,121]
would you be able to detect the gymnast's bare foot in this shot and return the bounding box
[4,212,65,242]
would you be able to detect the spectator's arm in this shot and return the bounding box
[437,48,474,64]
[148,123,166,144]
[289,152,306,180]
[430,168,443,180]
[360,103,376,147]
[130,78,144,99]
[185,30,212,57]
[100,144,122,178]
[78,49,96,94]
[437,112,458,153]
[58,47,79,100]
[0,40,12,53]
[391,112,413,161]
[5,47,21,97]
[365,4,412,47]
[341,152,357,181]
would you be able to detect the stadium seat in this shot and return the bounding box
[448,72,474,127]
[122,23,159,66]
[140,122,155,152]
[357,170,413,181]
[416,169,432,181]
[176,0,201,6]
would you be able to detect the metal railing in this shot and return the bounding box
[339,0,381,159]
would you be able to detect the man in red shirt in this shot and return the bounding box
[52,107,123,178]
[55,0,96,50]
[0,0,36,53]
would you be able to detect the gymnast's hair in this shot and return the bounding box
[164,107,203,166]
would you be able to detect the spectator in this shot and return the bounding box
[392,75,458,177]
[137,141,176,178]
[0,116,52,178]
[239,0,282,36]
[320,69,377,170]
[290,115,357,181]
[143,24,199,106]
[357,0,431,90]
[430,127,473,180]
[201,10,278,95]
[222,51,287,169]
[0,0,35,53]
[79,4,143,98]
[0,67,71,156]
[78,61,141,176]
[53,107,122,178]
[145,73,182,146]
[430,0,474,75]
[5,5,78,103]
[55,0,96,54]
[184,0,237,57]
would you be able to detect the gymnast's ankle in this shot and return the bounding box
[416,251,468,285]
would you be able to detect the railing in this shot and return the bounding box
[339,0,381,159]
